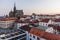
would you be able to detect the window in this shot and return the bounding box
[1,37,5,39]
[33,36,35,38]
[37,37,40,40]
[30,38,32,40]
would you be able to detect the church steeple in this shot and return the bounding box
[13,3,16,17]
[14,3,16,12]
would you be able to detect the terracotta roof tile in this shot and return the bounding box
[44,32,60,40]
[20,25,31,32]
[53,19,60,22]
[29,27,60,40]
[30,20,39,23]
[40,19,50,23]
[30,28,44,37]
[48,24,60,31]
[0,17,16,21]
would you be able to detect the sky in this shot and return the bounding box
[0,0,60,16]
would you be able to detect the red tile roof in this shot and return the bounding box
[19,15,28,18]
[20,25,31,32]
[44,32,60,40]
[40,19,50,23]
[0,17,16,21]
[29,27,60,40]
[16,20,29,23]
[53,19,60,22]
[48,24,60,31]
[30,28,45,37]
[30,20,39,23]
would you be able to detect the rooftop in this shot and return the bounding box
[48,24,60,31]
[40,19,50,23]
[0,17,16,21]
[53,19,60,22]
[35,26,49,31]
[29,27,60,40]
[0,27,24,35]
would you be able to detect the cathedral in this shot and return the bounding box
[9,3,24,17]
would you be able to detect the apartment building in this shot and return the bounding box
[0,17,16,28]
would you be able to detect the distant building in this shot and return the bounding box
[39,18,54,26]
[9,3,24,17]
[31,13,36,19]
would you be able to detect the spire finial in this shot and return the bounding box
[13,2,16,17]
[14,2,15,6]
[14,2,16,11]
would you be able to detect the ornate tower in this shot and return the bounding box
[13,3,16,17]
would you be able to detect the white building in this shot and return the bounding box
[52,19,60,25]
[17,23,29,29]
[39,19,54,26]
[16,20,29,29]
[0,17,16,28]
[35,26,54,33]
[28,33,46,40]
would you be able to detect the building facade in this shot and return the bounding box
[9,3,24,17]
[0,17,16,28]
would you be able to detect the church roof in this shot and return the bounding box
[16,10,23,14]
